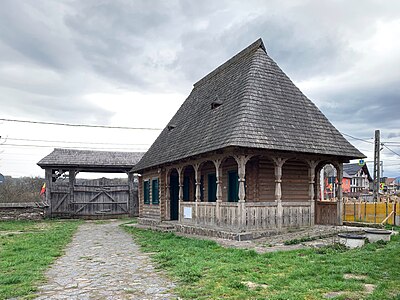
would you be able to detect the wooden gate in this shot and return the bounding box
[315,201,338,225]
[73,184,129,216]
[49,179,130,217]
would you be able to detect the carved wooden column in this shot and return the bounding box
[193,163,201,223]
[234,155,251,231]
[272,157,288,230]
[315,169,321,202]
[165,169,171,220]
[177,166,183,221]
[213,158,222,225]
[307,160,319,226]
[336,163,344,225]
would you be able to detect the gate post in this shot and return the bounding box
[69,169,76,217]
[44,168,52,218]
[128,172,137,217]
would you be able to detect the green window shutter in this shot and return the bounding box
[228,171,239,202]
[152,178,159,204]
[144,180,150,204]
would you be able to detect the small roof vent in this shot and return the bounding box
[167,124,176,131]
[211,99,223,110]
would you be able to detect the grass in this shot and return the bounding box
[124,226,400,300]
[0,219,81,299]
[283,235,322,245]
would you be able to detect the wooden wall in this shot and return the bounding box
[139,169,161,221]
[281,159,309,202]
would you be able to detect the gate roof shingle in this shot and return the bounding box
[38,148,144,171]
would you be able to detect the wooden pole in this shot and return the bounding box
[45,168,52,218]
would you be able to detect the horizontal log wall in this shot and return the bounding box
[140,169,161,220]
[282,160,309,202]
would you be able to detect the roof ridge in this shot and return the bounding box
[193,38,265,88]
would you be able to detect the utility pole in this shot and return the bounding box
[373,130,380,202]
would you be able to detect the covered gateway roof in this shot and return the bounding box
[134,38,364,172]
[38,148,144,172]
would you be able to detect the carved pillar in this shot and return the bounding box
[234,155,252,202]
[315,169,321,201]
[234,155,252,231]
[336,163,344,225]
[307,160,319,226]
[194,163,201,202]
[194,163,201,223]
[177,167,183,221]
[213,158,222,225]
[272,157,288,230]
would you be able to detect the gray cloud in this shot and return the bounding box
[0,0,399,176]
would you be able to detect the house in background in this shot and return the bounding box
[343,163,372,196]
[133,39,364,239]
[322,165,351,199]
[384,177,398,194]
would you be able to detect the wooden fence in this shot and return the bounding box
[343,200,400,226]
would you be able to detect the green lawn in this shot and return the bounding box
[0,219,81,299]
[124,226,400,300]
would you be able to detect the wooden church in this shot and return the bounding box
[132,39,364,239]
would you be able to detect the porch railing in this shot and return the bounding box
[179,200,311,231]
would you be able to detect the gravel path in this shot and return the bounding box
[36,221,176,300]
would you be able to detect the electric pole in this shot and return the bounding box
[373,130,380,202]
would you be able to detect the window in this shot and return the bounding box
[152,178,159,205]
[143,180,150,204]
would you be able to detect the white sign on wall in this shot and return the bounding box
[183,207,192,219]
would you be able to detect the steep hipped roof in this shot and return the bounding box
[38,148,144,172]
[134,39,364,171]
[343,163,373,181]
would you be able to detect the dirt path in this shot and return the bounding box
[35,221,176,299]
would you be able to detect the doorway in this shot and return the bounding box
[170,172,179,220]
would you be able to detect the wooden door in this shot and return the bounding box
[228,170,239,202]
[170,175,179,220]
[208,173,217,202]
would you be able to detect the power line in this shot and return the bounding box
[0,118,162,131]
[340,132,374,144]
[0,143,148,151]
[6,137,151,146]
[382,144,400,158]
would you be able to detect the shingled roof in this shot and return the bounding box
[134,38,364,171]
[38,148,144,172]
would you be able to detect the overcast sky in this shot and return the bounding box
[0,0,399,179]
